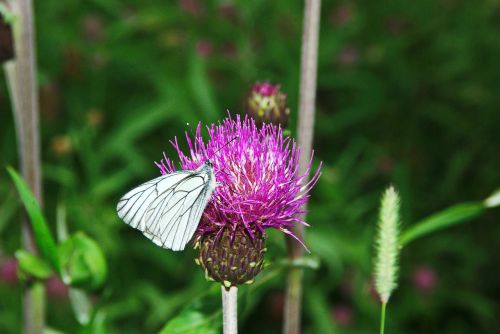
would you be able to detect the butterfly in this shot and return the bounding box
[116,160,216,251]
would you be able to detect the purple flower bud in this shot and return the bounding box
[245,82,290,128]
[196,227,265,287]
[0,258,18,285]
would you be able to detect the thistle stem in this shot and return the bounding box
[379,302,387,334]
[221,286,238,334]
[4,0,44,333]
[284,0,321,333]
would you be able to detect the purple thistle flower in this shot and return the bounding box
[156,114,321,249]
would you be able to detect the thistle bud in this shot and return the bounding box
[245,82,290,128]
[196,227,266,288]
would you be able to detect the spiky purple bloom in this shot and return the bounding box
[156,115,321,249]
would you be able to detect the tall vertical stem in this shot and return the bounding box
[283,0,321,333]
[221,286,238,334]
[4,0,44,333]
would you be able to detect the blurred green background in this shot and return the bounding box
[1,0,500,333]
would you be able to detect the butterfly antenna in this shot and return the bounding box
[211,136,238,159]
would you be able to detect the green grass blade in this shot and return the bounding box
[400,202,485,246]
[7,166,60,273]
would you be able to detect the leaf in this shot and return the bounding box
[15,250,53,280]
[400,202,485,246]
[159,309,220,334]
[0,190,18,235]
[278,255,320,270]
[99,101,175,157]
[0,3,16,24]
[7,167,61,273]
[69,288,93,325]
[159,290,221,334]
[305,287,338,334]
[188,54,219,122]
[59,232,107,290]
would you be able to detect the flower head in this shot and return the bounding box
[245,82,290,127]
[157,115,321,285]
[157,115,321,245]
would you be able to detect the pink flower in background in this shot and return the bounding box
[412,266,437,294]
[337,46,359,66]
[330,5,353,26]
[332,304,353,327]
[45,276,69,299]
[196,39,213,58]
[221,42,237,59]
[157,115,322,246]
[82,15,105,42]
[218,3,238,22]
[178,0,204,17]
[0,257,18,284]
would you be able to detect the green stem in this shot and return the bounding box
[379,302,387,334]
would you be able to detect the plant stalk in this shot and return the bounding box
[4,0,44,333]
[283,0,321,333]
[380,302,387,334]
[221,286,238,334]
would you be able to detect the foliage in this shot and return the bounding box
[1,0,500,333]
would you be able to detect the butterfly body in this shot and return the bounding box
[117,160,216,251]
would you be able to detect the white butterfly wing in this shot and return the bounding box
[117,169,215,251]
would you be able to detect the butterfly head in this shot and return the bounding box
[205,160,213,168]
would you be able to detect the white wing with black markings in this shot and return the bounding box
[116,162,216,251]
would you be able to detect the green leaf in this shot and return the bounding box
[188,54,219,122]
[0,4,16,24]
[159,309,220,334]
[7,167,61,273]
[305,287,338,334]
[15,250,53,280]
[0,191,18,235]
[159,291,221,334]
[400,202,485,246]
[59,232,107,290]
[69,288,93,325]
[278,255,320,270]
